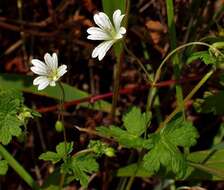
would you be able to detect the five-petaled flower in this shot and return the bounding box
[87,9,126,61]
[30,53,67,90]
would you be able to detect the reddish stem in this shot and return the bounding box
[36,76,200,113]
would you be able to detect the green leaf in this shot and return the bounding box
[187,51,216,65]
[162,117,199,147]
[88,140,115,157]
[186,149,224,180]
[123,107,151,136]
[0,73,111,113]
[56,142,73,158]
[69,163,89,187]
[39,152,61,164]
[102,0,126,19]
[117,163,153,177]
[96,126,150,149]
[62,155,99,188]
[74,155,99,174]
[195,91,224,115]
[143,137,186,178]
[39,142,73,164]
[0,160,8,175]
[143,117,199,178]
[0,89,23,145]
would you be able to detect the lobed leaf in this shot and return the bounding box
[123,107,151,137]
[0,89,23,145]
[143,117,199,178]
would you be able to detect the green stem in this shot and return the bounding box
[58,82,67,189]
[157,69,214,131]
[166,0,185,118]
[111,46,122,121]
[154,41,223,84]
[0,144,41,190]
[123,42,153,83]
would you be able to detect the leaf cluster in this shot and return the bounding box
[143,117,199,178]
[97,107,152,149]
[39,142,99,188]
[97,107,199,179]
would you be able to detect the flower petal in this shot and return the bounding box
[94,12,112,30]
[57,65,67,77]
[44,53,54,70]
[119,27,126,35]
[33,76,48,85]
[31,59,49,72]
[113,9,125,33]
[31,66,48,75]
[98,40,114,61]
[92,40,114,61]
[87,27,111,40]
[52,53,58,70]
[38,79,50,90]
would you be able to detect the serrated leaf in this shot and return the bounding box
[96,126,150,149]
[39,142,73,164]
[143,117,199,178]
[70,163,89,187]
[0,89,23,145]
[56,142,74,158]
[143,138,186,178]
[187,51,216,65]
[123,107,151,136]
[61,155,99,188]
[0,160,8,175]
[162,117,199,147]
[74,155,99,174]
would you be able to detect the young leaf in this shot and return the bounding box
[143,117,199,178]
[56,142,74,158]
[187,51,216,65]
[123,107,151,137]
[96,126,149,149]
[61,155,99,188]
[39,142,73,164]
[0,160,8,175]
[0,89,23,145]
[39,152,61,164]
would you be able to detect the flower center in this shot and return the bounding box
[48,69,59,82]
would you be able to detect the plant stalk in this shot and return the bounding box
[166,0,185,119]
[58,82,67,189]
[0,144,41,190]
[157,69,214,131]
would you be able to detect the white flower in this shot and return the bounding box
[30,53,67,90]
[87,9,126,61]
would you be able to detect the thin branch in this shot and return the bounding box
[36,76,201,113]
